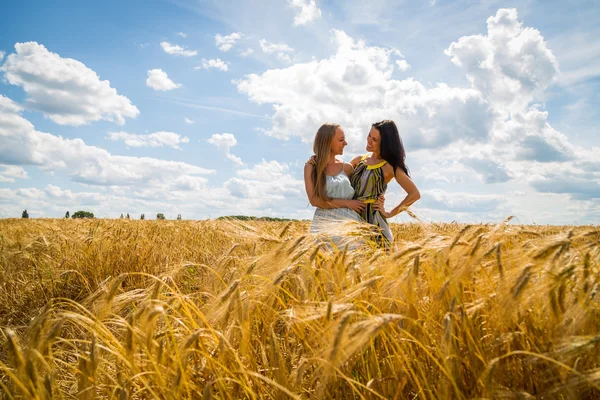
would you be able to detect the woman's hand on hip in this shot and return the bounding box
[373,196,392,218]
[344,200,366,213]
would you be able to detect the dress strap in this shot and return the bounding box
[361,154,369,161]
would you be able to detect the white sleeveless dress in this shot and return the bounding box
[309,168,361,242]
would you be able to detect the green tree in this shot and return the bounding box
[65,211,70,218]
[120,213,124,219]
[156,213,166,220]
[177,214,182,220]
[72,211,94,219]
[22,210,29,219]
[140,214,145,220]
[126,213,130,219]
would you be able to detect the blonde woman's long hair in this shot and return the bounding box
[311,123,340,204]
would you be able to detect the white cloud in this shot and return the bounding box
[238,30,492,149]
[276,53,293,63]
[0,42,139,126]
[237,159,289,181]
[215,32,243,52]
[234,9,600,220]
[419,189,505,213]
[225,160,303,200]
[527,161,600,200]
[146,69,182,91]
[225,178,252,198]
[289,0,322,26]
[198,58,228,71]
[107,131,190,150]
[184,117,195,124]
[207,133,237,151]
[226,153,243,166]
[508,108,575,162]
[259,39,295,64]
[240,48,254,57]
[396,59,411,72]
[0,165,28,182]
[0,95,214,188]
[160,41,198,57]
[444,8,559,113]
[207,133,243,166]
[461,157,512,184]
[177,32,187,38]
[0,50,4,61]
[259,39,294,54]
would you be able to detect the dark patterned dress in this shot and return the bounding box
[350,154,393,247]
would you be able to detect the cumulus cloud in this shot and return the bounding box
[177,32,187,38]
[506,108,576,162]
[215,32,243,52]
[289,0,322,26]
[0,95,214,188]
[146,69,182,91]
[396,59,411,72]
[0,50,4,61]
[259,39,294,54]
[0,42,139,126]
[225,178,252,198]
[238,30,492,149]
[207,133,237,151]
[259,39,294,63]
[444,8,559,113]
[207,133,243,166]
[0,165,28,182]
[225,160,303,200]
[237,159,290,181]
[107,131,190,149]
[198,58,228,71]
[459,153,512,184]
[419,189,505,213]
[236,10,597,211]
[527,161,600,200]
[530,173,600,200]
[160,41,197,57]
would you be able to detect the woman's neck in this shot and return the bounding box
[328,153,337,164]
[371,151,382,160]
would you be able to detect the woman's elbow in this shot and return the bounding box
[308,197,320,208]
[412,190,421,202]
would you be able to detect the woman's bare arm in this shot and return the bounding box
[304,164,366,212]
[375,164,420,218]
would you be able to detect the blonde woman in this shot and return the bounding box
[303,123,366,240]
[305,120,420,249]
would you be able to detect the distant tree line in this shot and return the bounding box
[217,215,294,222]
[20,210,295,221]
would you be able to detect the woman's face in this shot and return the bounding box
[366,127,381,154]
[330,127,347,155]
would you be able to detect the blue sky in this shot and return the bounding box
[0,0,599,224]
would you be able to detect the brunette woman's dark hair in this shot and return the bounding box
[372,120,410,177]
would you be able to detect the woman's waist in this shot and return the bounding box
[313,207,360,218]
[354,195,383,203]
[324,191,354,200]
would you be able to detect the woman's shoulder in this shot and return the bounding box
[350,154,369,166]
[342,161,354,175]
[303,162,314,175]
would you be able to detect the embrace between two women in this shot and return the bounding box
[304,120,421,248]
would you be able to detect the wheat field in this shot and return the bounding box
[1,218,599,399]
